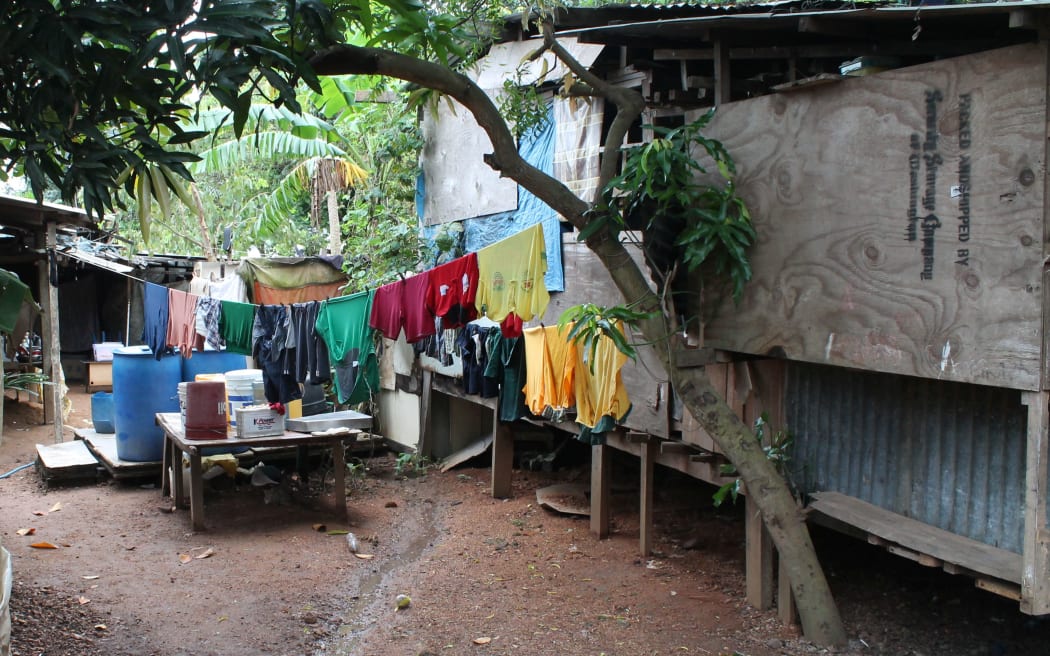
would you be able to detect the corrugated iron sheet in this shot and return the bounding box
[786,362,1027,553]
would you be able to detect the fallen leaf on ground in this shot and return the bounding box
[327,529,349,535]
[78,596,90,605]
[354,553,374,560]
[49,502,63,513]
[30,542,58,549]
[31,511,45,516]
[195,547,215,560]
[94,624,107,631]
[178,553,192,564]
[473,637,492,645]
[82,575,99,580]
[312,523,326,532]
[16,527,35,536]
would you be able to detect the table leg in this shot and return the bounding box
[333,438,347,523]
[161,435,172,498]
[189,451,204,531]
[172,446,186,510]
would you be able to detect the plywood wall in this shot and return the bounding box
[695,43,1047,391]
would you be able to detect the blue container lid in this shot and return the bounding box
[113,345,153,357]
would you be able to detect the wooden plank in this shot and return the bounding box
[491,421,513,499]
[977,577,1023,602]
[640,437,656,556]
[418,369,433,457]
[809,491,1021,583]
[745,494,774,610]
[777,556,797,626]
[42,221,61,439]
[698,43,1047,391]
[713,39,731,105]
[82,432,161,480]
[590,443,611,539]
[35,440,99,482]
[420,99,517,224]
[1021,391,1050,613]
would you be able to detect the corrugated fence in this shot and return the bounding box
[786,362,1028,553]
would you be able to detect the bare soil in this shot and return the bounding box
[3,390,1050,656]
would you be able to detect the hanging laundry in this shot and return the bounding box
[369,273,437,343]
[573,322,631,432]
[484,330,527,422]
[142,282,170,360]
[369,279,403,340]
[0,268,30,334]
[194,296,224,350]
[401,272,435,343]
[219,300,256,356]
[209,274,249,303]
[458,322,498,398]
[315,290,378,405]
[424,252,478,329]
[475,223,549,323]
[253,305,301,404]
[521,324,576,419]
[288,301,330,385]
[166,289,204,357]
[188,275,211,297]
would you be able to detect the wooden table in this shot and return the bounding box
[156,412,360,531]
[82,360,113,392]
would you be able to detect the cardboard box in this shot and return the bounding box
[234,405,285,438]
[92,342,124,362]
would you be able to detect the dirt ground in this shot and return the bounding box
[3,390,1050,656]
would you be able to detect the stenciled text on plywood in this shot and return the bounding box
[907,90,973,279]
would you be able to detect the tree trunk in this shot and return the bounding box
[327,190,342,255]
[311,43,848,647]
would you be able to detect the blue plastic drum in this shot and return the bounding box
[180,350,248,382]
[90,392,115,433]
[112,345,181,462]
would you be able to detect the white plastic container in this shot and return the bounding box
[225,369,263,427]
[177,382,189,425]
[92,341,124,362]
[235,405,285,438]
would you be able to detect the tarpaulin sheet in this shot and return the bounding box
[0,269,29,335]
[238,257,348,304]
[463,104,564,292]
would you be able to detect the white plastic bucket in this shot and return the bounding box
[225,369,263,427]
[177,382,189,425]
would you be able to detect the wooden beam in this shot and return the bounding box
[797,16,875,40]
[41,222,62,440]
[491,419,514,499]
[745,494,774,610]
[713,39,731,105]
[1021,391,1050,613]
[640,437,656,556]
[977,578,1023,602]
[777,556,797,626]
[591,443,611,539]
[655,39,1012,62]
[418,369,433,457]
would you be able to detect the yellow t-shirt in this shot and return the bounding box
[574,322,630,429]
[475,224,549,322]
[521,324,577,416]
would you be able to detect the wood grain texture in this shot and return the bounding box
[694,43,1047,391]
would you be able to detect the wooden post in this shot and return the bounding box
[1021,391,1050,614]
[40,221,63,442]
[591,443,610,539]
[418,369,432,457]
[640,437,656,556]
[777,553,797,626]
[713,38,731,106]
[746,493,774,610]
[491,415,513,499]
